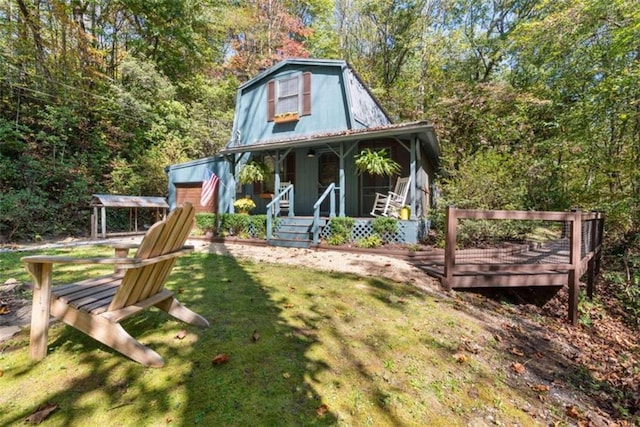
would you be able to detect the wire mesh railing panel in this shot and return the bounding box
[454,218,570,265]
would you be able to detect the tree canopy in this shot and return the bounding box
[0,0,638,242]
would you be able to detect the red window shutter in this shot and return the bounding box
[267,80,275,121]
[302,72,312,116]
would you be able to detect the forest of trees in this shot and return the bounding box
[0,0,638,247]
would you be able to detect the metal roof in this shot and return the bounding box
[90,194,169,208]
[220,121,441,166]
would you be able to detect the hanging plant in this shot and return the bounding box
[237,161,267,185]
[354,148,401,176]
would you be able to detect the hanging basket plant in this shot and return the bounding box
[237,161,267,185]
[354,148,401,176]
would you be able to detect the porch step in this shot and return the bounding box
[268,217,327,249]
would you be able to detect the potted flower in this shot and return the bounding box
[273,111,299,124]
[234,196,256,214]
[237,161,267,185]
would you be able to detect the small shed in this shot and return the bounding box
[90,194,169,239]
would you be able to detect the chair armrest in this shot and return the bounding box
[97,242,140,250]
[21,255,139,266]
[21,245,193,266]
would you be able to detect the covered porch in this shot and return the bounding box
[220,121,439,246]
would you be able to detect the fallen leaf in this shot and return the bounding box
[0,305,9,315]
[566,405,581,419]
[453,353,467,363]
[511,362,526,374]
[175,330,187,340]
[510,347,525,357]
[282,372,291,379]
[251,329,260,342]
[530,384,550,392]
[25,402,59,424]
[212,354,229,365]
[316,404,329,417]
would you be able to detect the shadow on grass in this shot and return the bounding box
[0,249,338,425]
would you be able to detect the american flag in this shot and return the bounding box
[200,169,219,207]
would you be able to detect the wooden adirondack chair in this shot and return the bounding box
[22,202,209,368]
[370,176,411,218]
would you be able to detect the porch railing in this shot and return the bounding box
[443,206,604,325]
[266,184,294,241]
[312,183,337,244]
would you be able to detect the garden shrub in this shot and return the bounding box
[327,217,355,245]
[219,213,250,237]
[356,234,383,248]
[249,215,267,239]
[195,213,217,235]
[372,216,398,243]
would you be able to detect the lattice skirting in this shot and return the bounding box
[320,218,430,244]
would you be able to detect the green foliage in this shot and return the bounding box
[372,216,398,243]
[355,233,383,249]
[326,217,355,245]
[249,215,268,239]
[372,217,398,235]
[195,213,217,234]
[354,149,401,176]
[219,213,250,237]
[236,161,268,185]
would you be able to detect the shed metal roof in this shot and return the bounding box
[90,194,169,208]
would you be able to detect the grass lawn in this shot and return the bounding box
[1,246,554,426]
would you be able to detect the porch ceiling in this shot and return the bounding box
[221,121,440,164]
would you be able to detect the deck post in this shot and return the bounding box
[568,210,582,325]
[443,206,456,290]
[586,214,598,299]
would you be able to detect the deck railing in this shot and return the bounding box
[443,207,604,324]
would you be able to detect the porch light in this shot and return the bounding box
[306,149,315,158]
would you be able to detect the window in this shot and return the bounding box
[267,72,312,121]
[276,75,299,115]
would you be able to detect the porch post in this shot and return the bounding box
[409,138,416,219]
[274,151,281,192]
[339,143,346,216]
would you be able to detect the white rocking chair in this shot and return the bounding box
[370,177,410,218]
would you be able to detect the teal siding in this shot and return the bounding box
[228,64,378,147]
[166,157,234,213]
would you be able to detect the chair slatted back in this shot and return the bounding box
[392,177,411,205]
[108,203,195,311]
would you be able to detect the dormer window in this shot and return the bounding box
[267,72,311,122]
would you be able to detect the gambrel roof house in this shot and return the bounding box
[166,58,440,246]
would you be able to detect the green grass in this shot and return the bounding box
[1,247,550,426]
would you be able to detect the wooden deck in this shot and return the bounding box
[415,208,604,325]
[415,239,572,287]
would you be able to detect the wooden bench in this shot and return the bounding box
[22,202,209,368]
